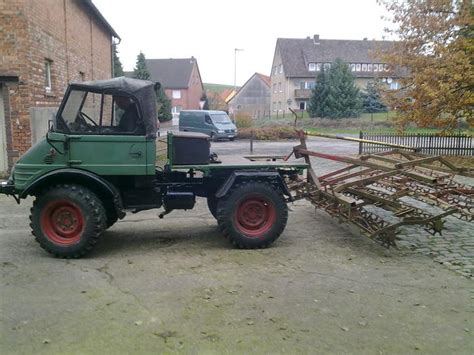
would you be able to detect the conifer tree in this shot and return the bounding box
[133,52,150,80]
[361,81,387,113]
[308,59,361,118]
[112,44,124,77]
[155,86,172,122]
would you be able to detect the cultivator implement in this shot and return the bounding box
[286,131,473,247]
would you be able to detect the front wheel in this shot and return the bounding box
[30,184,106,258]
[216,181,288,248]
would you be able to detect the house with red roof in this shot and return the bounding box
[126,57,204,115]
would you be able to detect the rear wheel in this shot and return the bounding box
[207,196,218,219]
[30,184,106,258]
[216,181,288,248]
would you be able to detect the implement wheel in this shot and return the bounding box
[216,181,288,248]
[30,184,106,258]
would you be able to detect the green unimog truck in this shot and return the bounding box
[0,77,307,258]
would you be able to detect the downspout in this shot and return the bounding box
[111,37,121,78]
[63,0,69,82]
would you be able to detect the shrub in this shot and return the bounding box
[237,125,298,140]
[235,112,253,128]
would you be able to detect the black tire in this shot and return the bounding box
[229,137,235,141]
[30,184,106,258]
[104,204,118,229]
[216,181,288,248]
[106,213,118,229]
[207,196,218,219]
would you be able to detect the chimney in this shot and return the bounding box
[313,34,320,45]
[363,37,368,41]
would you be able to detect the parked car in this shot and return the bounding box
[179,110,237,141]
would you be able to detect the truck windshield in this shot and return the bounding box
[211,113,232,124]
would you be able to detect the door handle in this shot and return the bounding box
[129,151,142,158]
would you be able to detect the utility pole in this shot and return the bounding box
[234,48,244,96]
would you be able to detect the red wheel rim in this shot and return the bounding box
[40,200,84,245]
[233,194,276,237]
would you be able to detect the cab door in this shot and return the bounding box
[58,90,154,176]
[68,134,150,175]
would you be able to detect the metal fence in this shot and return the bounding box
[359,131,473,156]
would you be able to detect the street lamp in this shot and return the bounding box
[234,48,244,96]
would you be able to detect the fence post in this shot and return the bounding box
[359,130,363,155]
[250,130,254,154]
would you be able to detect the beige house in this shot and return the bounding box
[228,73,271,119]
[270,35,397,113]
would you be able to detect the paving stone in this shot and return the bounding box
[396,198,473,278]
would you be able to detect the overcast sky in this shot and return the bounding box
[93,0,392,86]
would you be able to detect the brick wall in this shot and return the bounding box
[186,63,203,109]
[166,88,189,110]
[164,62,203,111]
[0,0,114,168]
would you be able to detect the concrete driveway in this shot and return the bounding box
[1,137,473,354]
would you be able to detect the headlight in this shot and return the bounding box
[218,130,225,133]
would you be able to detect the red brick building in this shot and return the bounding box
[142,58,204,115]
[0,0,119,174]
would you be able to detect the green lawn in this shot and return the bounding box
[204,83,236,93]
[252,111,472,135]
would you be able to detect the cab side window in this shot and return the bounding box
[112,95,144,134]
[58,90,145,135]
[102,94,144,135]
[204,115,212,124]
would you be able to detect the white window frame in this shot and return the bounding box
[278,82,282,92]
[308,63,316,71]
[362,64,368,72]
[172,90,181,99]
[279,64,283,74]
[367,64,373,71]
[44,59,52,92]
[390,81,400,90]
[350,64,356,72]
[316,63,321,71]
[356,64,361,72]
[378,64,384,71]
